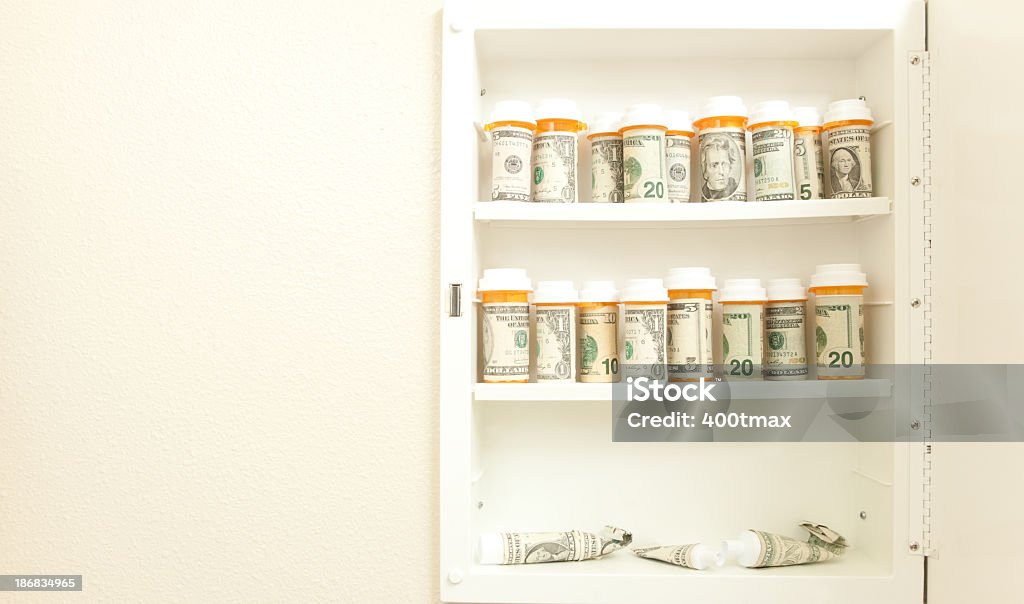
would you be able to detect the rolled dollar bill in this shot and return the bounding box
[723,523,847,568]
[632,543,723,570]
[478,526,632,565]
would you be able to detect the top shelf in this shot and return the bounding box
[475,197,891,229]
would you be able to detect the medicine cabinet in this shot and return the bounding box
[439,1,930,601]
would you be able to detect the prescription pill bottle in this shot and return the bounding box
[823,99,873,198]
[665,110,695,203]
[793,106,825,200]
[532,98,586,204]
[587,112,625,203]
[485,100,535,202]
[533,281,579,382]
[719,278,767,380]
[621,278,669,380]
[666,267,716,382]
[620,103,668,202]
[578,280,620,383]
[479,268,532,383]
[694,96,748,202]
[809,264,867,379]
[764,278,808,381]
[748,100,797,201]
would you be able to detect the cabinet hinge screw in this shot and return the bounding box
[859,511,868,520]
[911,177,921,186]
[911,55,921,65]
[480,89,487,96]
[909,542,920,552]
[911,298,922,308]
[911,420,921,430]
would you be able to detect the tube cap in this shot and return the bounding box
[793,106,822,128]
[589,112,623,136]
[488,100,534,126]
[665,110,694,134]
[580,280,620,303]
[748,100,794,128]
[690,543,726,570]
[823,98,873,126]
[719,278,767,302]
[533,280,580,304]
[622,278,668,303]
[622,103,666,128]
[665,267,717,291]
[477,533,504,565]
[478,268,532,292]
[697,95,748,120]
[809,263,868,288]
[721,531,760,568]
[766,278,807,301]
[536,98,582,122]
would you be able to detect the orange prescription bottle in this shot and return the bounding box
[478,268,532,383]
[578,281,621,383]
[823,99,874,198]
[764,278,808,381]
[719,278,767,380]
[809,264,868,380]
[532,98,586,203]
[533,281,579,382]
[693,96,748,202]
[666,267,716,381]
[620,103,668,202]
[748,100,797,201]
[587,112,625,203]
[793,106,825,200]
[664,110,695,203]
[621,278,669,381]
[484,100,535,202]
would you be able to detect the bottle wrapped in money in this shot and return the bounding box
[477,526,632,565]
[809,264,868,380]
[694,96,749,202]
[621,278,668,381]
[578,280,621,383]
[533,280,579,382]
[748,100,798,201]
[719,279,767,380]
[532,98,586,203]
[793,106,825,200]
[485,100,536,202]
[666,267,716,382]
[664,110,695,203]
[823,99,874,198]
[587,112,624,202]
[620,103,668,202]
[478,268,532,383]
[765,278,808,381]
[632,542,724,570]
[722,523,848,568]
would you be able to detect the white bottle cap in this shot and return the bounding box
[719,278,767,302]
[533,280,580,304]
[809,263,868,288]
[665,267,717,291]
[793,106,822,128]
[622,278,669,303]
[621,103,666,128]
[477,533,504,565]
[589,112,624,136]
[697,95,748,120]
[823,98,873,126]
[536,98,582,122]
[766,278,807,301]
[580,280,620,303]
[748,100,794,128]
[689,543,726,570]
[478,268,532,292]
[488,100,534,125]
[722,531,761,568]
[665,110,694,134]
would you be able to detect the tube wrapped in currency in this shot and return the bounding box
[477,526,632,565]
[722,523,848,568]
[632,543,724,570]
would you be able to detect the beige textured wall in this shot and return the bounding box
[0,1,442,601]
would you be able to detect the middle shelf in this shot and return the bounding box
[474,379,893,401]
